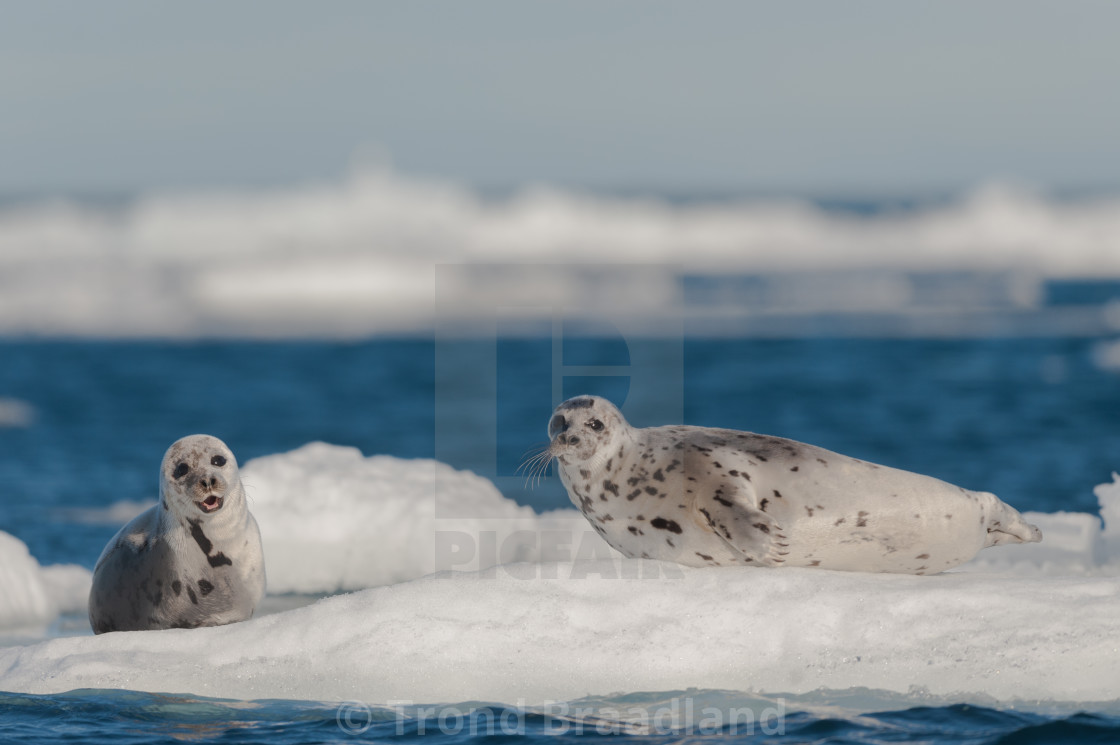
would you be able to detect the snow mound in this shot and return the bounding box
[0,532,91,631]
[243,443,611,594]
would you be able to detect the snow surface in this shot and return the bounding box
[3,171,1120,337]
[0,561,1116,708]
[2,447,1118,708]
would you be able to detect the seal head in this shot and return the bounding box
[547,395,631,470]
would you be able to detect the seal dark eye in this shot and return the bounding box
[172,463,190,479]
[211,455,227,467]
[588,419,604,432]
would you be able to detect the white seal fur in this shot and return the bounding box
[88,435,266,633]
[534,396,1042,574]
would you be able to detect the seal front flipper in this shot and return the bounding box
[694,483,784,566]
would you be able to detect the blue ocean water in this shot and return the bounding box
[2,333,1119,743]
[2,689,1119,744]
[1,335,1117,567]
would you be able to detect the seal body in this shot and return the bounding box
[543,396,1042,574]
[89,435,266,633]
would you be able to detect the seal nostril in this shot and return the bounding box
[569,437,580,445]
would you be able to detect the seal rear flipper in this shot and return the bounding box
[986,517,1043,546]
[695,487,784,566]
[981,495,1043,547]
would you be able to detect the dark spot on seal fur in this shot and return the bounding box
[171,580,182,596]
[187,586,198,605]
[753,522,770,534]
[759,498,769,512]
[817,458,828,466]
[198,579,214,596]
[712,462,722,469]
[856,511,869,527]
[628,526,643,535]
[561,397,595,409]
[162,499,169,511]
[627,476,640,486]
[696,552,713,561]
[650,517,682,534]
[805,506,814,517]
[207,553,232,568]
[627,489,642,500]
[834,518,846,526]
[653,469,665,481]
[602,480,619,497]
[579,469,591,479]
[790,466,799,472]
[773,489,783,498]
[645,486,658,495]
[809,560,821,566]
[713,494,733,507]
[188,520,213,555]
[915,553,930,560]
[189,520,235,568]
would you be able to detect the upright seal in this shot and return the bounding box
[534,396,1041,574]
[89,435,266,633]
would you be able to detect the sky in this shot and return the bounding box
[2,1,1120,196]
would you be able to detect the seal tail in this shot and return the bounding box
[981,493,1043,546]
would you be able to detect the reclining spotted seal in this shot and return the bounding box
[532,395,1041,574]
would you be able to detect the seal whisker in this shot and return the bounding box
[518,445,554,490]
[515,445,549,475]
[519,442,550,461]
[522,453,553,490]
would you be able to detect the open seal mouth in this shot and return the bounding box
[196,494,224,514]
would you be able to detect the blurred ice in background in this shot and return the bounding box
[1,2,1119,341]
[2,172,1120,338]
